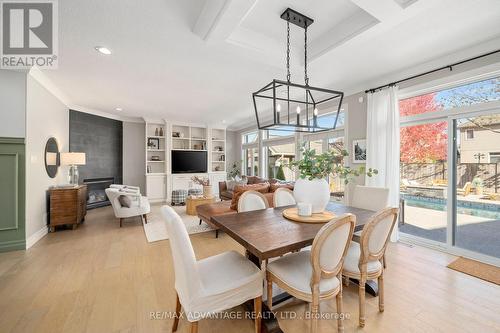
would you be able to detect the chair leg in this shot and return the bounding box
[359,276,366,327]
[199,219,202,225]
[382,254,387,268]
[378,272,384,312]
[254,296,262,333]
[119,218,123,228]
[215,230,219,238]
[172,293,181,332]
[266,277,273,309]
[143,214,148,224]
[336,291,344,333]
[311,292,319,333]
[190,321,198,333]
[344,276,350,286]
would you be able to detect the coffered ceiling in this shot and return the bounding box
[41,0,500,129]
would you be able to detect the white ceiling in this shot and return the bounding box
[42,0,500,129]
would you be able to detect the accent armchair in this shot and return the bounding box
[105,186,150,227]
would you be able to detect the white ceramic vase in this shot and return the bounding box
[293,178,330,213]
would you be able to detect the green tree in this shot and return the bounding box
[276,164,286,180]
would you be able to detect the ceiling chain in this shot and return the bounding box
[286,20,291,82]
[304,25,309,86]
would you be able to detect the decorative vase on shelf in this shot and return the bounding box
[293,178,330,213]
[203,185,212,198]
[159,127,164,136]
[155,128,159,136]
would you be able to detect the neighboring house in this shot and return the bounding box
[458,115,500,163]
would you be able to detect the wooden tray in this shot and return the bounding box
[282,208,335,223]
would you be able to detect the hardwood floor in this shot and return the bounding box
[0,205,499,333]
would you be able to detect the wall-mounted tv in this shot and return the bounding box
[172,150,207,173]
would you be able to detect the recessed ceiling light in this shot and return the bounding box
[95,46,112,55]
[115,107,122,112]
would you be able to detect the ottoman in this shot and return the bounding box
[171,189,188,206]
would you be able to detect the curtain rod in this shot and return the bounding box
[365,49,500,94]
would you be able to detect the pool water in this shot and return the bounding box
[402,194,500,220]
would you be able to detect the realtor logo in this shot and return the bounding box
[1,0,58,68]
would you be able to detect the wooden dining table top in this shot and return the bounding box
[210,201,376,260]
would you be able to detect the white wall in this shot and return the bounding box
[25,74,69,247]
[123,121,145,192]
[0,70,26,138]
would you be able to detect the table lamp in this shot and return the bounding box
[60,152,86,184]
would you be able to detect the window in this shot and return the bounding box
[242,131,260,176]
[466,129,474,140]
[243,147,259,176]
[400,76,500,117]
[267,143,296,181]
[490,152,500,163]
[243,131,258,143]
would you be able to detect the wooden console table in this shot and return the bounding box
[48,185,87,231]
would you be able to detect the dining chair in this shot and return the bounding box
[161,206,264,333]
[342,207,399,328]
[238,190,269,212]
[266,214,356,333]
[351,185,390,268]
[273,188,296,207]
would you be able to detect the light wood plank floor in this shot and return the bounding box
[1,206,499,333]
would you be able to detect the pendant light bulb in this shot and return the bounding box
[277,104,281,112]
[314,108,318,116]
[296,106,301,114]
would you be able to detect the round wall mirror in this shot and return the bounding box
[44,137,59,178]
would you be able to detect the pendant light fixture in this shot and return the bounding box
[252,8,344,132]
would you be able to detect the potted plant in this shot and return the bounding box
[191,176,212,197]
[289,144,377,213]
[472,176,484,195]
[228,161,242,180]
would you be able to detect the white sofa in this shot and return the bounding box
[105,185,151,227]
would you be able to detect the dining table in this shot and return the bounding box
[210,201,378,333]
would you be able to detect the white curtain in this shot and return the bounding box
[365,86,400,241]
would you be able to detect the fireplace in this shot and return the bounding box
[83,177,114,209]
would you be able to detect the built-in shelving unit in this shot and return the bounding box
[210,128,226,172]
[145,120,167,202]
[171,124,208,151]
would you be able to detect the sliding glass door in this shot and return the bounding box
[398,75,500,264]
[453,113,500,259]
[399,120,449,244]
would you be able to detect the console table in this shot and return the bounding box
[48,185,87,231]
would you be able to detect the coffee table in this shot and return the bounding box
[186,196,216,215]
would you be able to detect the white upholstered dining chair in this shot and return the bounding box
[273,188,296,207]
[266,214,356,333]
[351,185,389,212]
[351,185,390,268]
[342,207,398,328]
[161,206,264,333]
[238,190,269,212]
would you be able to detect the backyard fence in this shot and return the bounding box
[401,162,500,193]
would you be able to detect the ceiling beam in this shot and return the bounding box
[193,0,257,42]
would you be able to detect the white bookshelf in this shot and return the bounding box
[145,120,167,201]
[171,124,207,151]
[210,128,226,172]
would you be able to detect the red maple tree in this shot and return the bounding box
[399,93,447,163]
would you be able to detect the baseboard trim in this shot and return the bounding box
[0,239,26,253]
[26,226,48,249]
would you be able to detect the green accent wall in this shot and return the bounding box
[0,138,25,252]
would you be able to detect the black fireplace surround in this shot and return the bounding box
[69,110,123,209]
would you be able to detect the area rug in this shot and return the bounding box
[142,204,214,243]
[447,257,500,285]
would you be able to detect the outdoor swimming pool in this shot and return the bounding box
[402,194,500,220]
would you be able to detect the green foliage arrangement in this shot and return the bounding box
[228,161,241,180]
[289,144,378,183]
[276,164,286,181]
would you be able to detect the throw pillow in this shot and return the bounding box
[118,195,132,208]
[227,178,248,191]
[230,182,270,210]
[270,182,294,192]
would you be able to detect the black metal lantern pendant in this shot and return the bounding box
[252,8,344,133]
